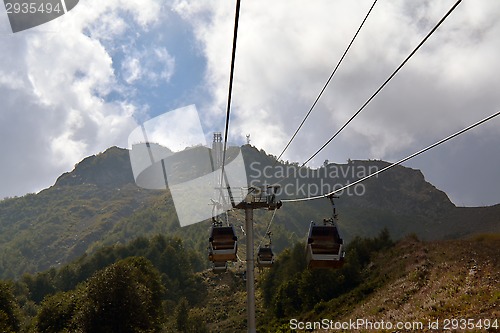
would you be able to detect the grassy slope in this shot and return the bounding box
[310,236,500,332]
[187,236,500,332]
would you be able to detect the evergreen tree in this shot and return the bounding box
[0,281,21,333]
[175,298,189,332]
[77,257,164,333]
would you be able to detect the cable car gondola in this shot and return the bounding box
[306,222,344,269]
[256,245,274,268]
[305,195,345,269]
[208,224,238,263]
[212,261,228,273]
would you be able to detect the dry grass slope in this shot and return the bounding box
[174,236,499,332]
[315,236,500,332]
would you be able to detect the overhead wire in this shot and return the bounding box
[301,0,462,167]
[220,0,242,192]
[275,0,379,163]
[282,109,500,203]
[256,209,277,251]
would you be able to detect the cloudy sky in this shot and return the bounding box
[0,0,499,206]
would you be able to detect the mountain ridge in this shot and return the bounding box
[0,145,498,279]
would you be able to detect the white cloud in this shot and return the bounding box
[122,57,142,84]
[1,0,499,206]
[0,0,166,198]
[122,47,175,84]
[175,0,500,205]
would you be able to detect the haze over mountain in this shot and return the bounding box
[0,145,498,279]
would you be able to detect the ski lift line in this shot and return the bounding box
[275,0,379,164]
[301,0,463,167]
[269,0,461,190]
[220,0,242,193]
[257,209,277,251]
[264,209,277,239]
[282,109,500,203]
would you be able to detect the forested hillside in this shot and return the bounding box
[0,145,499,280]
[1,232,498,332]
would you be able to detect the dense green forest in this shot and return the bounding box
[259,229,393,331]
[0,234,206,332]
[1,146,499,281]
[0,230,399,332]
[0,146,499,332]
